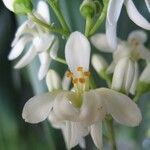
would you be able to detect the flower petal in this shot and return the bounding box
[46,69,62,91]
[92,54,108,74]
[128,30,148,44]
[107,0,124,25]
[65,31,91,73]
[53,91,79,121]
[106,19,118,50]
[140,63,150,83]
[62,71,71,90]
[90,34,114,52]
[111,58,129,91]
[90,121,103,150]
[8,36,32,60]
[138,45,150,61]
[38,52,51,80]
[96,88,142,126]
[125,0,150,30]
[22,92,59,124]
[80,91,106,126]
[14,46,37,69]
[37,0,50,23]
[2,0,14,11]
[145,0,150,13]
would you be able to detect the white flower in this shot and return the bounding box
[91,30,150,94]
[22,31,142,150]
[2,0,14,12]
[106,0,150,49]
[8,1,59,80]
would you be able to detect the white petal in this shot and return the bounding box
[140,63,150,83]
[80,91,106,126]
[138,45,150,61]
[53,92,79,121]
[33,34,55,53]
[128,30,148,44]
[65,31,91,74]
[38,52,51,80]
[46,69,62,91]
[37,0,50,23]
[62,71,71,90]
[96,88,142,126]
[79,138,86,149]
[14,46,37,69]
[107,61,116,74]
[106,19,118,50]
[9,36,32,60]
[125,0,150,30]
[111,58,129,91]
[90,34,114,52]
[92,54,108,73]
[107,0,124,25]
[22,92,58,124]
[145,0,150,13]
[124,59,135,94]
[130,62,139,95]
[90,121,103,150]
[49,36,59,59]
[2,0,14,11]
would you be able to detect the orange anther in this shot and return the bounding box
[77,67,83,72]
[73,78,78,84]
[79,78,85,84]
[84,71,91,77]
[66,71,73,78]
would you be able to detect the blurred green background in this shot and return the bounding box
[0,0,150,150]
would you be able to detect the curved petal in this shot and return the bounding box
[62,71,71,90]
[79,91,106,126]
[125,0,150,30]
[22,92,59,124]
[90,121,103,150]
[140,63,150,83]
[130,62,139,95]
[92,54,108,73]
[14,46,37,69]
[53,91,80,121]
[8,36,32,60]
[38,52,51,80]
[37,0,50,23]
[65,31,91,74]
[90,34,114,52]
[107,0,124,25]
[145,0,150,13]
[107,61,116,74]
[2,0,14,11]
[106,19,118,50]
[111,58,129,91]
[33,34,54,53]
[138,45,150,61]
[46,69,62,91]
[96,88,142,126]
[128,30,148,44]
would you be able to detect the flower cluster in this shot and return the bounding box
[2,0,150,149]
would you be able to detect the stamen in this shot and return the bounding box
[77,67,83,72]
[66,71,73,78]
[84,71,91,77]
[73,78,78,84]
[79,78,85,84]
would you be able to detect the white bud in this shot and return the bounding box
[50,36,59,59]
[2,0,14,12]
[46,69,62,91]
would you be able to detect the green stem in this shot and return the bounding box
[106,117,117,150]
[47,0,70,32]
[53,57,67,65]
[29,13,69,37]
[133,93,141,102]
[85,15,93,37]
[89,0,109,36]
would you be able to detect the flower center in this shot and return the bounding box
[66,66,90,94]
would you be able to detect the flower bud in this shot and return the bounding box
[46,69,62,91]
[80,0,96,18]
[13,0,33,14]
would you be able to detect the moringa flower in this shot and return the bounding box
[8,1,59,80]
[22,31,142,149]
[91,30,150,94]
[106,0,150,49]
